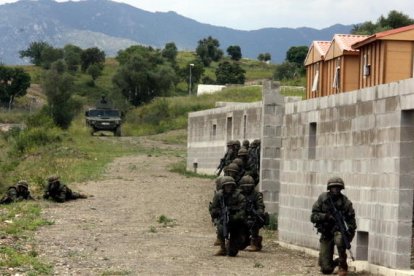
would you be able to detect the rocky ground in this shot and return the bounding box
[31,137,370,275]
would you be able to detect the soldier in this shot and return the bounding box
[0,180,34,204]
[233,140,241,155]
[241,140,250,151]
[223,163,241,186]
[211,176,224,246]
[209,176,246,256]
[216,140,237,176]
[239,175,267,251]
[310,177,356,276]
[43,175,87,203]
[247,139,261,185]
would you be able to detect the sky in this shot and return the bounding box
[0,0,414,30]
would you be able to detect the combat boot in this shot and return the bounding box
[214,240,226,256]
[246,237,260,252]
[338,267,347,276]
[256,236,263,251]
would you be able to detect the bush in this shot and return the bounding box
[265,213,278,230]
[13,127,62,154]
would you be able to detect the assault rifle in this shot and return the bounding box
[221,197,230,247]
[327,196,355,261]
[246,198,269,227]
[216,156,226,176]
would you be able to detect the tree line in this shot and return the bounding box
[1,9,411,130]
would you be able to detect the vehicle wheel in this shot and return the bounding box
[114,127,121,137]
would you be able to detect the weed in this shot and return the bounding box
[149,226,157,233]
[254,262,264,268]
[157,215,177,227]
[264,213,278,231]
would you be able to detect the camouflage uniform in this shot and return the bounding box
[223,140,237,167]
[246,139,261,185]
[310,177,356,276]
[0,181,34,204]
[240,175,266,251]
[43,176,87,203]
[209,176,246,256]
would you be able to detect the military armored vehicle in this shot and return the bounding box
[85,96,122,136]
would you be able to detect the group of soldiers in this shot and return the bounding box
[209,139,268,257]
[0,175,87,205]
[209,139,356,276]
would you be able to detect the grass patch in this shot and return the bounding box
[0,247,52,275]
[0,202,53,236]
[264,213,278,231]
[0,202,53,275]
[157,215,177,228]
[168,160,215,179]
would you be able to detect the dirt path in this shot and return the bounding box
[34,139,341,275]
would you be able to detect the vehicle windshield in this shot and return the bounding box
[89,109,120,117]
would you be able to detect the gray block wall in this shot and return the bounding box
[187,102,262,174]
[276,78,414,269]
[260,81,286,214]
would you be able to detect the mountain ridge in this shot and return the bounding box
[0,0,353,64]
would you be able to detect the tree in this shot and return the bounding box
[87,63,103,83]
[0,66,31,110]
[63,44,82,72]
[286,46,308,66]
[352,10,414,35]
[227,45,242,61]
[215,61,245,85]
[273,61,298,81]
[196,36,223,66]
[113,47,177,106]
[42,61,80,129]
[258,53,271,62]
[80,47,105,72]
[40,46,64,69]
[19,41,52,66]
[162,42,178,63]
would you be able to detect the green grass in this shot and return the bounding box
[168,160,215,179]
[0,202,54,236]
[0,202,53,275]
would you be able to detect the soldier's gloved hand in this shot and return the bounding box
[324,213,334,221]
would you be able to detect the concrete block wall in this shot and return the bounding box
[260,81,286,214]
[277,78,414,269]
[187,102,262,174]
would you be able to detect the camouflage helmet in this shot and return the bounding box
[226,140,234,146]
[251,139,261,147]
[242,140,250,148]
[47,175,60,183]
[17,180,28,189]
[221,176,236,187]
[215,176,224,191]
[224,163,239,173]
[327,176,345,190]
[234,140,241,147]
[237,148,248,157]
[232,158,243,168]
[239,175,255,186]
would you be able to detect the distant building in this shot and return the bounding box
[352,24,414,89]
[305,24,414,99]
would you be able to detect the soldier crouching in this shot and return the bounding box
[310,177,356,276]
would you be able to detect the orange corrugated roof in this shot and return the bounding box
[353,24,414,48]
[333,34,370,52]
[314,41,331,56]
